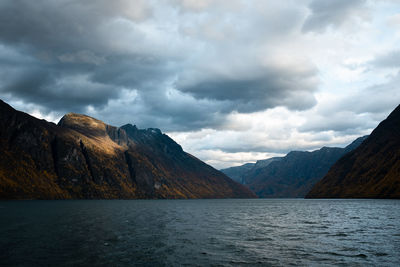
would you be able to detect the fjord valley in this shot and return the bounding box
[221,136,367,198]
[0,99,254,199]
[220,104,400,199]
[2,1,400,266]
[2,98,400,200]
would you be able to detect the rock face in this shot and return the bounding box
[222,137,367,198]
[0,100,255,199]
[306,105,400,199]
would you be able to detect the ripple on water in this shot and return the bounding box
[0,199,400,266]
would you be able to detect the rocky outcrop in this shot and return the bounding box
[306,105,400,199]
[0,99,255,199]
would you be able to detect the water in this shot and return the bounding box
[0,199,399,266]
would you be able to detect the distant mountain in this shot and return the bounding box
[306,105,400,199]
[0,99,255,199]
[221,157,281,184]
[220,163,255,183]
[222,137,367,198]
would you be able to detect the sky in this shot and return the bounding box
[0,0,400,169]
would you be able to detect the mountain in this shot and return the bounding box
[220,163,255,183]
[222,137,367,198]
[0,100,255,199]
[306,105,400,199]
[221,157,282,184]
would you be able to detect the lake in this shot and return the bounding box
[1,199,399,266]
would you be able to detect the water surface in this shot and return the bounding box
[1,199,399,266]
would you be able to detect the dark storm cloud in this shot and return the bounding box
[90,85,230,131]
[0,0,321,132]
[0,0,151,52]
[0,51,115,112]
[0,1,101,53]
[302,0,367,33]
[0,0,161,114]
[90,55,174,89]
[176,66,318,113]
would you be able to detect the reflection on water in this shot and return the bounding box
[1,199,400,266]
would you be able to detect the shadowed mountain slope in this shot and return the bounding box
[221,157,283,184]
[0,99,255,199]
[306,105,400,199]
[220,163,255,184]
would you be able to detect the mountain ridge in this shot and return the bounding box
[306,104,400,198]
[0,99,255,199]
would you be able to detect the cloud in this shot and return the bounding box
[369,50,400,69]
[169,106,369,169]
[0,0,169,116]
[58,51,107,65]
[175,63,318,113]
[299,111,373,134]
[88,87,229,131]
[387,13,400,28]
[193,149,284,169]
[0,50,119,112]
[0,0,399,169]
[298,72,400,135]
[302,0,368,33]
[0,0,320,132]
[349,73,400,114]
[0,0,152,51]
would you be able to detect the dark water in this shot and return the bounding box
[1,199,399,266]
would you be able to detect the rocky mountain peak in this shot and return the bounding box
[58,113,108,137]
[0,99,255,199]
[147,128,162,135]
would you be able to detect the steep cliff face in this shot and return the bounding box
[0,100,255,199]
[306,105,400,199]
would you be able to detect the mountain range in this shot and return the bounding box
[0,99,255,199]
[2,97,399,199]
[307,104,400,198]
[222,136,368,198]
